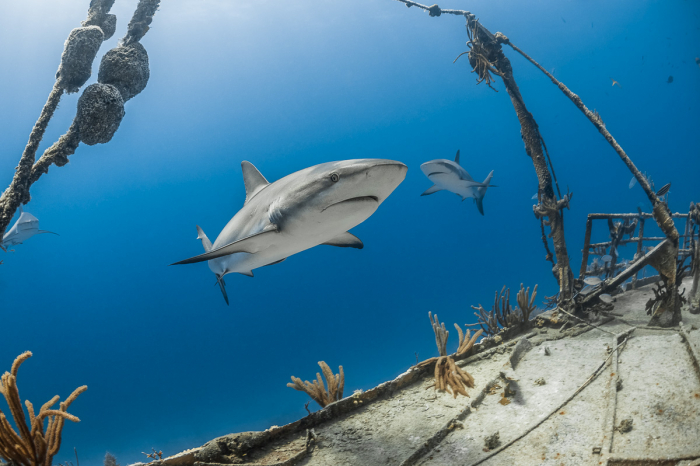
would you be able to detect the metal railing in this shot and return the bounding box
[579,210,697,291]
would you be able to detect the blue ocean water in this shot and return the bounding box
[1,0,698,464]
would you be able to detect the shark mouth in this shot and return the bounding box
[322,196,379,212]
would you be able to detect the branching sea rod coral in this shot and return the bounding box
[0,0,161,239]
[454,323,483,356]
[429,311,449,357]
[419,313,482,398]
[515,283,538,323]
[0,352,87,466]
[287,362,344,408]
[472,284,538,336]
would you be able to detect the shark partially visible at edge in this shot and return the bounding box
[1,206,58,251]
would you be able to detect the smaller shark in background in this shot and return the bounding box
[420,150,496,215]
[1,206,58,251]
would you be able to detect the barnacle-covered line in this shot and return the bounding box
[0,0,160,239]
[0,84,64,237]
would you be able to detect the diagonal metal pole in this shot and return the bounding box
[394,0,574,301]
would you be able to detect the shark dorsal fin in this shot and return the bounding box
[454,150,461,165]
[241,161,270,204]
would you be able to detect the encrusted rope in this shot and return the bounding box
[0,0,160,239]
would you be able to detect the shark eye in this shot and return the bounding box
[330,173,340,183]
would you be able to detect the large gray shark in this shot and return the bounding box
[420,150,496,215]
[1,206,58,251]
[173,159,407,304]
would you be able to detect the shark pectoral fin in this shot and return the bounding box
[238,270,254,277]
[263,258,287,267]
[421,185,442,196]
[475,197,485,216]
[322,232,364,249]
[37,230,59,236]
[196,225,213,252]
[241,161,270,204]
[172,224,279,265]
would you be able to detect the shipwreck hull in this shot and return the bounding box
[132,278,700,466]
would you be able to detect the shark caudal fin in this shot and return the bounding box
[215,274,229,305]
[481,171,495,190]
[475,171,495,216]
[197,226,229,305]
[475,197,485,216]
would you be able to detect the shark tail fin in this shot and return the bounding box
[215,274,229,305]
[475,197,485,216]
[474,170,493,216]
[481,171,494,190]
[421,185,442,196]
[196,225,213,252]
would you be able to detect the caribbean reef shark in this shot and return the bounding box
[420,150,496,215]
[1,206,58,251]
[173,159,407,304]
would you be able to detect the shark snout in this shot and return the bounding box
[361,160,407,201]
[317,159,406,222]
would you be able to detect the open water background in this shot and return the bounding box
[1,0,699,464]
